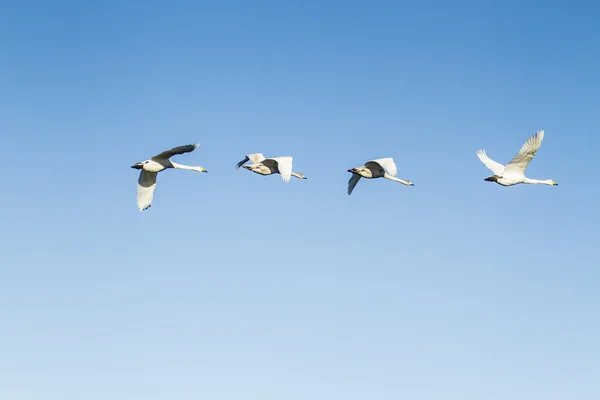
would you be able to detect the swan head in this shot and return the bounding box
[295,173,307,179]
[550,180,558,186]
[131,161,146,170]
[196,166,208,173]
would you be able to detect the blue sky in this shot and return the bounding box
[1,0,599,399]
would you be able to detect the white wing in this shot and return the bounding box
[503,130,545,175]
[370,158,397,176]
[137,170,157,211]
[248,153,266,164]
[271,156,293,182]
[234,153,266,171]
[347,174,361,195]
[476,149,505,175]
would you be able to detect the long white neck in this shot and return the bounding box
[171,162,205,172]
[384,173,412,186]
[524,178,554,185]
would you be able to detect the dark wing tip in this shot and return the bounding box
[234,156,250,171]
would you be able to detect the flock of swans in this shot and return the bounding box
[131,129,558,211]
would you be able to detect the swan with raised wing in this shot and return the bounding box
[347,158,413,195]
[131,144,207,211]
[476,130,557,186]
[235,153,307,182]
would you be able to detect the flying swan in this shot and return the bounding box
[234,153,307,182]
[131,144,207,211]
[347,158,413,195]
[476,130,558,186]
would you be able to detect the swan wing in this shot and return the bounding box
[476,149,505,175]
[235,154,265,171]
[348,173,361,195]
[137,170,157,211]
[152,144,199,161]
[247,153,266,164]
[270,156,293,182]
[370,158,397,176]
[504,130,545,175]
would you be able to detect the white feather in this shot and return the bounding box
[271,156,293,182]
[476,149,505,176]
[503,130,545,175]
[370,158,397,177]
[137,171,157,211]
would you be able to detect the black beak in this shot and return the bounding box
[131,164,142,169]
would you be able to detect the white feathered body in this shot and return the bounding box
[236,153,306,182]
[476,130,557,187]
[131,144,207,211]
[140,159,169,173]
[347,157,413,195]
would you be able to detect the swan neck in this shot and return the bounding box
[172,162,203,172]
[384,173,411,185]
[524,178,553,185]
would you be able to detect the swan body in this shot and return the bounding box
[477,130,557,187]
[235,153,307,182]
[131,144,207,211]
[347,157,413,195]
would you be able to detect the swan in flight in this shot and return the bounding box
[476,130,558,186]
[131,144,207,211]
[234,153,307,182]
[347,158,413,195]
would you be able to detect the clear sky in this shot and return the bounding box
[1,1,599,399]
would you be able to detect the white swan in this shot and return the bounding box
[347,158,413,195]
[477,130,558,186]
[235,153,307,182]
[131,144,207,211]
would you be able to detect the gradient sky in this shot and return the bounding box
[1,1,599,399]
